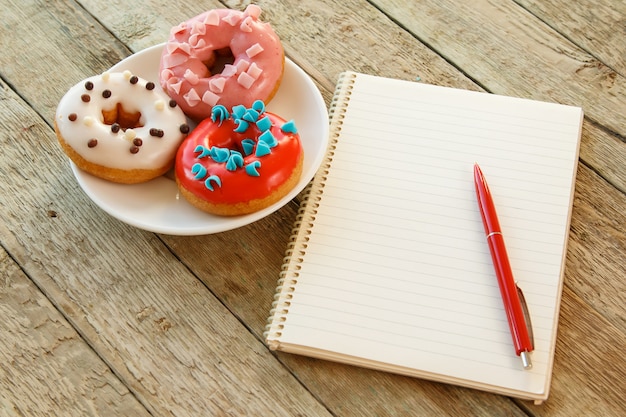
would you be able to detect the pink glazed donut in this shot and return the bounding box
[159,6,284,122]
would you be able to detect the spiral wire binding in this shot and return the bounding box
[264,72,357,345]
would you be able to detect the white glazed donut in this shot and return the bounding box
[54,71,190,184]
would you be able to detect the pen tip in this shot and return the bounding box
[520,351,533,370]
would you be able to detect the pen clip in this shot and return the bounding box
[516,284,535,349]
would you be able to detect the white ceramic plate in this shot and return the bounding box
[70,43,329,235]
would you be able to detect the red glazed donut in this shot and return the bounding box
[159,5,284,122]
[175,100,303,216]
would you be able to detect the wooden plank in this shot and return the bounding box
[165,1,622,414]
[76,0,624,414]
[166,165,626,417]
[566,166,626,332]
[526,285,626,416]
[516,0,626,75]
[368,0,626,192]
[0,245,151,416]
[0,2,333,415]
[1,0,622,415]
[29,0,624,195]
[370,0,626,134]
[77,0,224,52]
[0,81,332,416]
[0,0,131,121]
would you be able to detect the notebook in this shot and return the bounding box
[264,71,583,402]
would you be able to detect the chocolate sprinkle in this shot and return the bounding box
[111,123,120,133]
[133,138,143,146]
[130,145,140,154]
[146,82,155,90]
[169,99,177,108]
[179,124,190,134]
[102,89,112,98]
[68,113,77,122]
[81,94,91,102]
[150,128,164,137]
[129,75,139,84]
[85,81,94,90]
[88,138,98,148]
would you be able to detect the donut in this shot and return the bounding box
[175,100,303,216]
[54,71,190,184]
[159,5,284,122]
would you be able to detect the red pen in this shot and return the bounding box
[474,163,534,369]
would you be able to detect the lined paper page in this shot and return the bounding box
[269,72,583,398]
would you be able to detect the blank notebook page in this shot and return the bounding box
[267,72,583,398]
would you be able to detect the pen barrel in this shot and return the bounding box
[474,164,533,359]
[486,233,534,355]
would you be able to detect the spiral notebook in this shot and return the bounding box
[264,71,583,402]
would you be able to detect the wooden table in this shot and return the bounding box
[1,0,624,415]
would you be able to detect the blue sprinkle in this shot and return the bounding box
[226,153,244,171]
[204,175,222,191]
[211,105,229,125]
[281,120,298,134]
[234,119,249,133]
[232,104,246,119]
[251,100,265,114]
[256,115,272,132]
[191,163,208,180]
[241,139,255,156]
[245,160,261,177]
[255,141,271,157]
[194,145,211,159]
[242,109,260,123]
[210,146,230,163]
[259,130,277,148]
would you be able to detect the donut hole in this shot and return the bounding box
[102,103,143,130]
[206,47,235,75]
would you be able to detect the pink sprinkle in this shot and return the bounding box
[160,69,174,80]
[184,88,201,106]
[245,43,264,58]
[247,62,262,79]
[193,38,206,49]
[236,59,250,73]
[163,53,188,68]
[202,90,220,106]
[184,69,200,85]
[170,23,186,35]
[221,64,237,77]
[237,72,255,89]
[245,4,261,19]
[169,79,183,94]
[209,77,226,93]
[191,21,206,36]
[240,16,253,33]
[222,11,241,26]
[204,10,220,26]
[167,42,191,55]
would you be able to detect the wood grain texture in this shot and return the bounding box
[527,285,626,417]
[0,2,332,415]
[516,0,626,75]
[371,0,626,192]
[0,75,333,417]
[0,0,624,415]
[0,246,150,417]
